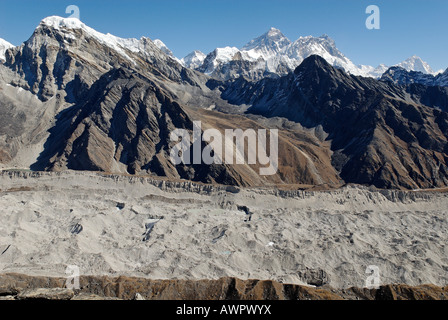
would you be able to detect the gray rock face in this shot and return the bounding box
[17,288,75,300]
[2,18,203,103]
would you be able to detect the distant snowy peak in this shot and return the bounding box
[193,29,385,79]
[190,29,444,80]
[357,64,389,79]
[395,55,435,75]
[241,27,291,60]
[381,66,434,86]
[0,38,14,61]
[194,29,365,79]
[153,39,174,57]
[193,27,292,76]
[199,46,240,74]
[181,50,206,69]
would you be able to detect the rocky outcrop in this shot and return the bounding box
[381,66,448,87]
[1,273,447,300]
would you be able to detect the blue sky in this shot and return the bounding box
[0,0,447,71]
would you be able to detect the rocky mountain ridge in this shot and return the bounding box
[1,17,448,190]
[381,66,448,87]
[180,28,442,81]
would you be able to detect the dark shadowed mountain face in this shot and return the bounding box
[381,66,448,88]
[2,18,448,190]
[0,19,341,188]
[31,68,190,173]
[216,55,448,189]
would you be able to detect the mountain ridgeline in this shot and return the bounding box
[1,17,448,190]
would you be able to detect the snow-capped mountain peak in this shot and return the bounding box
[267,27,282,35]
[181,50,207,69]
[199,46,240,74]
[281,34,366,76]
[35,18,440,81]
[395,55,435,75]
[286,35,342,60]
[152,39,183,64]
[40,16,84,30]
[0,38,14,61]
[241,27,291,60]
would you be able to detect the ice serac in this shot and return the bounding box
[0,38,14,61]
